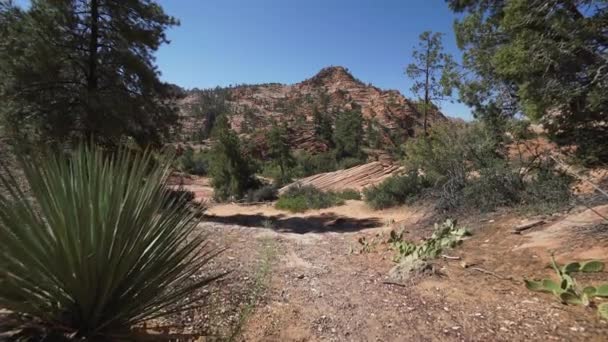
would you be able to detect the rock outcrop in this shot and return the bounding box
[279,161,403,193]
[178,66,445,154]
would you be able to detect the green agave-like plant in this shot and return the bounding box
[0,145,224,339]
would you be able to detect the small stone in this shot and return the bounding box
[297,274,305,279]
[451,326,460,330]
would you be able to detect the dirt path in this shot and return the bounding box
[168,201,608,341]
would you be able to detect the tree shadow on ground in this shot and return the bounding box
[204,212,383,234]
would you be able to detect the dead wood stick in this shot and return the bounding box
[441,254,461,260]
[471,267,511,281]
[512,220,545,234]
[382,281,408,287]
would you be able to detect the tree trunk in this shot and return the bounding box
[85,0,100,140]
[87,0,99,92]
[423,39,431,135]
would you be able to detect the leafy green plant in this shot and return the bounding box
[245,184,278,203]
[389,219,469,262]
[525,255,608,319]
[275,185,345,213]
[0,145,223,339]
[336,189,362,200]
[178,146,210,176]
[364,172,430,210]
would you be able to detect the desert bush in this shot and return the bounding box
[337,156,366,170]
[293,151,338,177]
[336,189,362,200]
[521,164,573,213]
[0,145,222,340]
[364,172,430,209]
[178,146,210,176]
[276,185,344,213]
[461,161,524,211]
[403,121,573,212]
[245,184,279,203]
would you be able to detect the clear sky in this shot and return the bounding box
[13,0,471,119]
[155,0,472,119]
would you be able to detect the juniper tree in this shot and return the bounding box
[447,0,608,165]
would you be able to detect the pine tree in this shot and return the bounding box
[267,121,294,185]
[312,106,333,147]
[333,109,364,160]
[0,0,179,147]
[406,31,457,134]
[366,118,381,149]
[208,115,258,201]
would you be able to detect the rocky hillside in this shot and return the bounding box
[177,66,445,153]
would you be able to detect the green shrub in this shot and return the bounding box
[461,161,523,211]
[336,189,362,200]
[403,121,573,212]
[521,164,573,213]
[364,172,429,209]
[337,156,366,170]
[246,184,278,203]
[291,151,366,179]
[293,151,338,177]
[276,185,345,213]
[178,146,210,176]
[0,145,223,339]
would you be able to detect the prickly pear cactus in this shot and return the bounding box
[525,255,608,318]
[598,303,608,320]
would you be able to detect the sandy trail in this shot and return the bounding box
[168,200,608,341]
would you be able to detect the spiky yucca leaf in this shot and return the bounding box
[0,145,223,339]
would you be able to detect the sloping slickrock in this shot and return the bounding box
[280,161,403,193]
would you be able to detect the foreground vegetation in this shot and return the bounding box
[0,145,222,339]
[526,256,608,320]
[275,185,360,213]
[364,121,573,212]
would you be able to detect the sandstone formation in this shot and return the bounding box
[279,161,403,193]
[178,66,445,153]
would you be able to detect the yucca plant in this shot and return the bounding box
[0,145,223,340]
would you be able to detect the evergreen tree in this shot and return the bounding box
[366,118,381,149]
[0,0,179,147]
[447,0,608,164]
[406,31,457,134]
[208,115,257,201]
[312,106,333,147]
[333,109,364,160]
[267,121,294,185]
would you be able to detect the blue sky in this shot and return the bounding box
[155,0,471,119]
[13,0,471,119]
